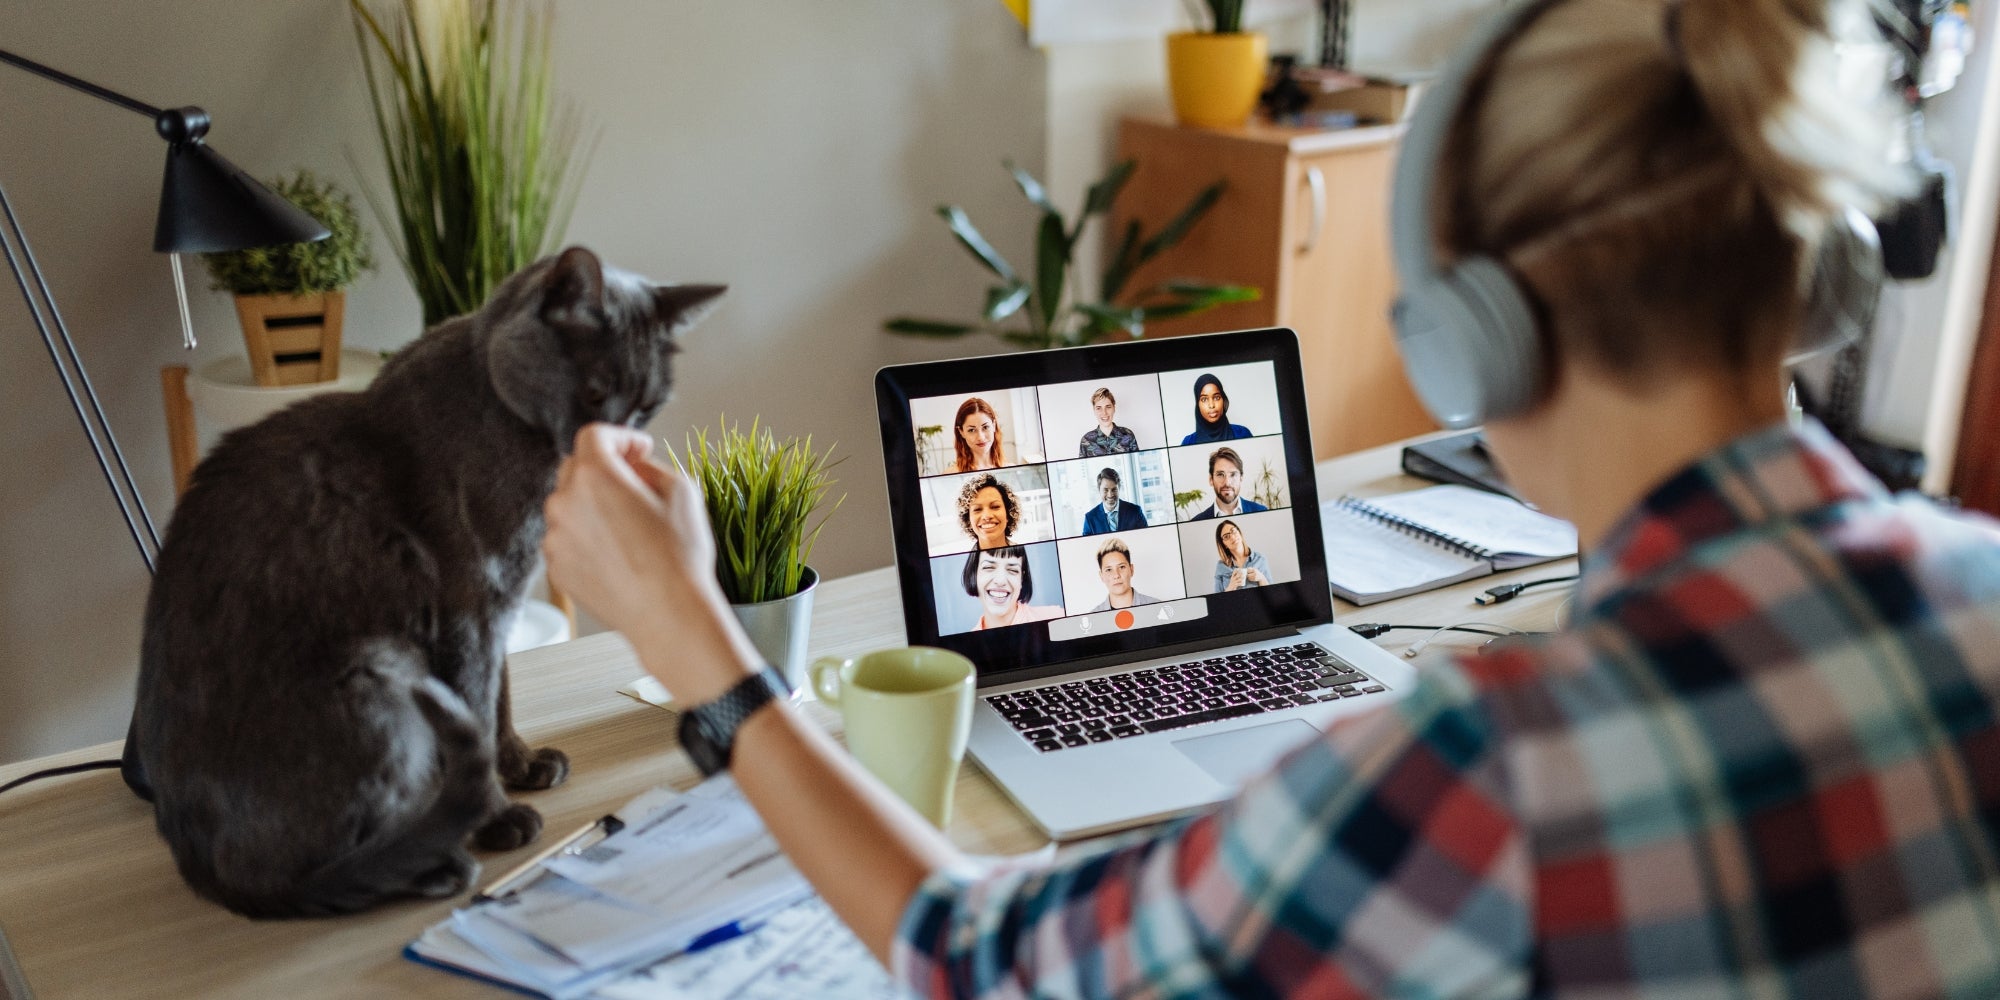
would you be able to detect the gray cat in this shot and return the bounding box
[123,247,723,918]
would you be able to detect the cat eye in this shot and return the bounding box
[583,386,609,409]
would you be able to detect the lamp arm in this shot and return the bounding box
[0,48,163,121]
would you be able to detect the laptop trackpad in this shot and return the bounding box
[1174,720,1320,787]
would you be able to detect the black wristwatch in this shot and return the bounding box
[679,666,791,778]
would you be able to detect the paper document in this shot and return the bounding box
[405,777,815,999]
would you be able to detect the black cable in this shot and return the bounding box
[1347,622,1517,640]
[1473,573,1579,607]
[0,759,122,796]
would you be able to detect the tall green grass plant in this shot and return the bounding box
[668,418,845,605]
[351,0,589,326]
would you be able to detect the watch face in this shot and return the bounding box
[679,711,729,777]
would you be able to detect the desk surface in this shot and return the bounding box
[0,436,1576,999]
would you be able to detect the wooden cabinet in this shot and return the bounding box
[1110,117,1435,460]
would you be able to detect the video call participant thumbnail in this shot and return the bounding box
[1212,519,1270,591]
[963,545,1063,630]
[957,474,1023,550]
[1078,387,1139,457]
[1088,538,1160,613]
[952,397,1007,472]
[1179,373,1254,445]
[1189,446,1267,520]
[1081,467,1148,535]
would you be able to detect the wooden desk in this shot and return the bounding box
[0,437,1575,998]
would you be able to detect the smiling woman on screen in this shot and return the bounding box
[962,546,1062,630]
[950,397,1004,472]
[954,474,1018,550]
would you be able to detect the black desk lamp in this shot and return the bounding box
[0,49,330,573]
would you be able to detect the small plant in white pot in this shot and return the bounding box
[670,417,844,693]
[200,170,373,387]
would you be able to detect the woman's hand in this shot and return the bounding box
[543,423,760,703]
[1246,567,1268,585]
[1226,567,1247,591]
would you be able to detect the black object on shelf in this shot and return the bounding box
[1400,429,1532,505]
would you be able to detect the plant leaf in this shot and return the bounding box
[1137,180,1225,264]
[936,205,1016,282]
[885,318,981,337]
[1033,211,1067,331]
[1100,219,1142,303]
[1081,159,1137,220]
[1075,302,1144,337]
[983,284,1031,323]
[1138,283,1261,321]
[1005,160,1056,213]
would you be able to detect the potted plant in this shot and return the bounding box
[669,417,845,693]
[1167,0,1267,128]
[351,0,588,326]
[885,159,1258,349]
[200,170,373,387]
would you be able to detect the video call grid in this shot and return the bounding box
[909,366,1306,636]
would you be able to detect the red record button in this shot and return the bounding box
[1115,610,1135,629]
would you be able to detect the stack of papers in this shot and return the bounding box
[407,777,894,999]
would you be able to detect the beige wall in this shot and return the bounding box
[0,0,1045,764]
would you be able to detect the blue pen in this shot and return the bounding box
[685,919,757,953]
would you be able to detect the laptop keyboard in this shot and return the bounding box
[985,642,1389,753]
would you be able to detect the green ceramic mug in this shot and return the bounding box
[811,647,975,827]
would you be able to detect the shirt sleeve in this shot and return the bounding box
[892,661,1532,999]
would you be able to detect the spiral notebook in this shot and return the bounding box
[1320,484,1578,605]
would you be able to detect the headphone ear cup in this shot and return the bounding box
[1392,255,1543,427]
[1795,206,1885,361]
[1452,256,1544,418]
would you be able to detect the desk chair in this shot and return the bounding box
[158,365,579,632]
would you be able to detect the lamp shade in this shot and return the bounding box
[153,140,330,253]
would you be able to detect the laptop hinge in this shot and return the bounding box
[974,625,1312,690]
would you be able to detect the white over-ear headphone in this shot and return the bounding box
[1388,0,1886,428]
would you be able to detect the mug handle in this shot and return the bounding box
[810,656,848,707]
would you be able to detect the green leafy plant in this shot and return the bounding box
[351,0,589,326]
[915,424,946,477]
[1173,488,1208,517]
[200,171,374,296]
[885,159,1258,350]
[1182,0,1246,32]
[667,417,846,605]
[1251,460,1285,508]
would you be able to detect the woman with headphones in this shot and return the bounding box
[543,0,2000,994]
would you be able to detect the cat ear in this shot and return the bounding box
[541,246,605,326]
[656,283,728,336]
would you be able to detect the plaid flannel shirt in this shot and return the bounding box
[894,421,2000,998]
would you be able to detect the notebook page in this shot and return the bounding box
[1365,485,1576,562]
[1320,499,1488,600]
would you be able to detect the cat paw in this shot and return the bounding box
[474,802,545,852]
[503,747,571,791]
[410,852,478,899]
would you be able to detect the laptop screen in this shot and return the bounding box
[875,329,1333,686]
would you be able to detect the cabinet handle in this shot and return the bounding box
[1299,165,1326,255]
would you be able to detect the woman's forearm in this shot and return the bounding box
[729,705,963,967]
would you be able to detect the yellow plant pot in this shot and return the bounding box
[1166,31,1268,129]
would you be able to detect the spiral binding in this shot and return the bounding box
[1334,494,1495,561]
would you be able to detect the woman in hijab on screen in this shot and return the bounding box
[1180,374,1254,445]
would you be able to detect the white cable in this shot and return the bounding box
[1404,620,1527,658]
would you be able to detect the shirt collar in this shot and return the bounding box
[1579,419,1886,607]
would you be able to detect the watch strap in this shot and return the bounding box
[679,666,791,778]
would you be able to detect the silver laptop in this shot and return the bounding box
[875,328,1417,839]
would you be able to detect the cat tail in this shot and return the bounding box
[219,676,496,919]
